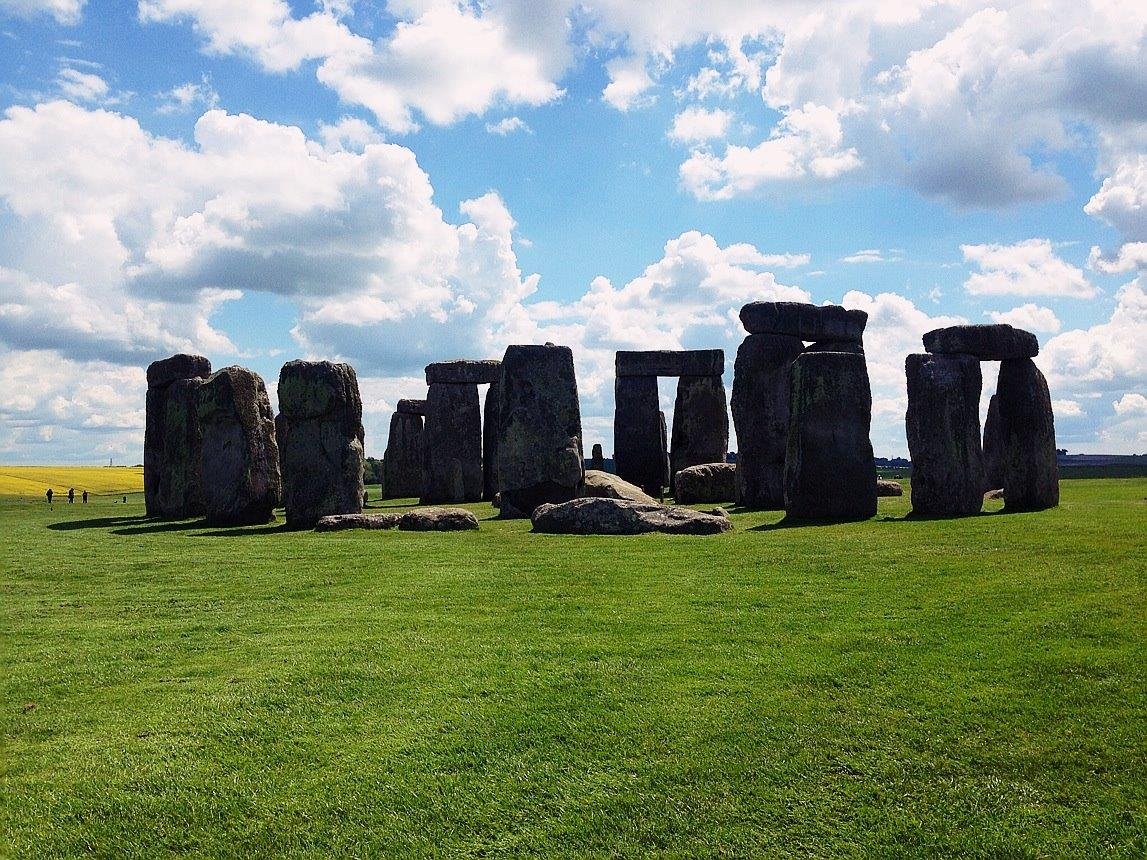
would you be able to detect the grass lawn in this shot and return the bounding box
[1,479,1144,857]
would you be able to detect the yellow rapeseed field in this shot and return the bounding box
[0,466,144,497]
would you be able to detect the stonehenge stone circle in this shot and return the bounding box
[673,462,736,504]
[670,374,729,479]
[397,398,426,415]
[483,380,501,501]
[156,377,208,518]
[277,360,365,528]
[425,359,502,385]
[144,353,211,517]
[496,344,584,518]
[614,374,665,495]
[740,302,867,343]
[784,351,877,520]
[590,443,605,471]
[422,380,483,504]
[196,366,282,526]
[982,394,1004,490]
[731,333,803,509]
[531,497,732,536]
[923,324,1038,361]
[616,349,725,377]
[905,353,985,517]
[996,358,1059,511]
[383,408,424,499]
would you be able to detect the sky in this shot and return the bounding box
[0,0,1144,465]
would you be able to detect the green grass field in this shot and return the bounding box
[2,480,1144,857]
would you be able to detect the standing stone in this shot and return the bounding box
[905,353,985,517]
[982,394,1004,491]
[659,411,670,490]
[197,366,281,525]
[156,377,208,518]
[383,411,424,499]
[614,375,664,495]
[277,360,365,528]
[496,344,584,518]
[784,351,876,520]
[590,443,605,471]
[670,375,728,481]
[731,333,803,509]
[275,412,288,489]
[996,358,1059,511]
[483,380,501,501]
[422,383,482,504]
[144,354,211,516]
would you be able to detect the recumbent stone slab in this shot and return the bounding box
[615,349,725,378]
[422,382,483,504]
[670,375,728,480]
[740,302,867,343]
[424,359,502,385]
[197,366,281,526]
[996,358,1059,511]
[784,351,876,520]
[905,353,985,517]
[923,324,1038,361]
[731,333,804,509]
[582,470,658,504]
[531,497,731,535]
[496,344,584,518]
[673,462,736,504]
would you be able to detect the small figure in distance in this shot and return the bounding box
[363,489,369,506]
[122,495,127,504]
[46,488,53,505]
[67,487,75,504]
[82,490,88,504]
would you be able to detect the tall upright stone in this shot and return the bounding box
[277,360,365,528]
[614,375,664,495]
[422,383,483,504]
[156,377,208,518]
[670,375,728,479]
[483,380,501,501]
[905,353,984,517]
[145,353,211,518]
[731,333,804,509]
[590,443,605,471]
[383,409,424,499]
[496,344,584,518]
[982,394,1004,491]
[784,351,876,520]
[197,366,281,525]
[996,358,1059,511]
[274,412,288,489]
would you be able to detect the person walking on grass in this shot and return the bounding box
[45,488,53,506]
[67,487,75,504]
[82,490,88,504]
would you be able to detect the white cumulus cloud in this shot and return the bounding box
[987,303,1061,333]
[962,239,1095,299]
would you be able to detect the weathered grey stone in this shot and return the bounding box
[996,358,1059,511]
[659,412,670,489]
[277,361,364,528]
[531,497,732,535]
[784,351,876,520]
[155,377,207,518]
[197,366,281,525]
[616,349,725,378]
[275,413,288,487]
[983,393,1004,490]
[670,375,728,480]
[985,488,1005,501]
[144,353,211,516]
[904,353,984,517]
[383,411,424,499]
[877,479,904,497]
[805,339,864,354]
[923,324,1038,360]
[483,380,501,501]
[496,344,584,518]
[314,513,399,532]
[424,359,502,385]
[740,302,867,342]
[398,507,479,531]
[613,375,665,495]
[589,443,605,471]
[422,382,483,504]
[674,462,736,504]
[731,333,804,509]
[397,398,426,415]
[582,469,658,504]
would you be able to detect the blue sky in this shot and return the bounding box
[0,0,1144,463]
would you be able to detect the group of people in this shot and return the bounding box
[45,488,87,505]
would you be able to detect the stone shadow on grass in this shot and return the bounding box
[194,523,290,537]
[47,516,150,532]
[110,519,211,536]
[748,515,873,531]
